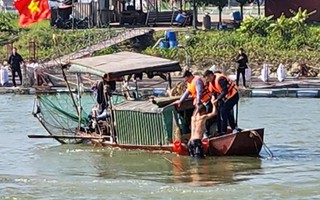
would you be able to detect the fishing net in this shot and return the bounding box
[33,91,126,144]
[33,92,95,144]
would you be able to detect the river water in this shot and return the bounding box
[0,95,319,199]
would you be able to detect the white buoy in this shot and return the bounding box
[277,63,286,82]
[245,64,252,87]
[0,65,9,86]
[259,64,270,82]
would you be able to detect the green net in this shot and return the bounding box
[35,92,95,143]
[34,92,126,144]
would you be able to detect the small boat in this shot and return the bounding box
[31,51,264,156]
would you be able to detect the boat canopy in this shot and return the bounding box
[68,51,181,78]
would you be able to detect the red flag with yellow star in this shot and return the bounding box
[14,0,51,27]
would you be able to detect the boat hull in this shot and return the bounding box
[87,128,264,157]
[207,128,264,156]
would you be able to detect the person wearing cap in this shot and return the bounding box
[235,47,248,88]
[175,70,213,136]
[203,70,239,136]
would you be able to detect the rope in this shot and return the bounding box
[163,156,184,171]
[250,130,274,158]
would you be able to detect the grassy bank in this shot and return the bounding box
[143,28,320,76]
[1,11,320,77]
[142,10,320,76]
[0,13,120,62]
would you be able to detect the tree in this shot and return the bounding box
[0,13,18,46]
[256,0,261,16]
[247,0,261,16]
[236,0,248,20]
[211,0,228,26]
[192,0,197,30]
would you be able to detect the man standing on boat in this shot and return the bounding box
[176,70,213,136]
[203,70,239,136]
[188,97,217,158]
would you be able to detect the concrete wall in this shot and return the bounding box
[265,0,320,21]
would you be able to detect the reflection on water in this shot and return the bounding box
[34,145,262,187]
[1,96,320,199]
[171,156,262,187]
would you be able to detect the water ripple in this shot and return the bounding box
[1,96,320,199]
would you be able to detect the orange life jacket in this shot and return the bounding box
[208,73,238,99]
[187,76,211,105]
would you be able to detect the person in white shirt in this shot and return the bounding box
[0,61,9,86]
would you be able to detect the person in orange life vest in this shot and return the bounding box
[203,70,239,136]
[175,70,213,136]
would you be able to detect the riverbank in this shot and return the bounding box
[2,7,320,75]
[1,76,320,97]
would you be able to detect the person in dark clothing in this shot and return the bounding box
[87,74,117,130]
[204,70,239,136]
[8,47,24,87]
[95,74,116,115]
[235,47,248,87]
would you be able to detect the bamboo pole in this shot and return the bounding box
[28,134,110,139]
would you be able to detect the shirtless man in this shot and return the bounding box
[188,97,217,158]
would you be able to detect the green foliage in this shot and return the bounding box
[2,7,320,72]
[143,23,320,71]
[0,18,119,61]
[239,8,315,42]
[238,16,273,37]
[93,46,120,56]
[0,13,19,46]
[268,8,315,41]
[0,12,17,32]
[144,47,179,60]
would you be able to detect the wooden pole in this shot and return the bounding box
[76,73,82,129]
[28,134,110,139]
[103,82,116,142]
[62,66,80,116]
[236,103,239,127]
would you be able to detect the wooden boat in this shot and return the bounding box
[30,51,264,156]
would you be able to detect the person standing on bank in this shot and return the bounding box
[176,70,213,136]
[235,47,248,88]
[203,70,239,136]
[8,47,24,87]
